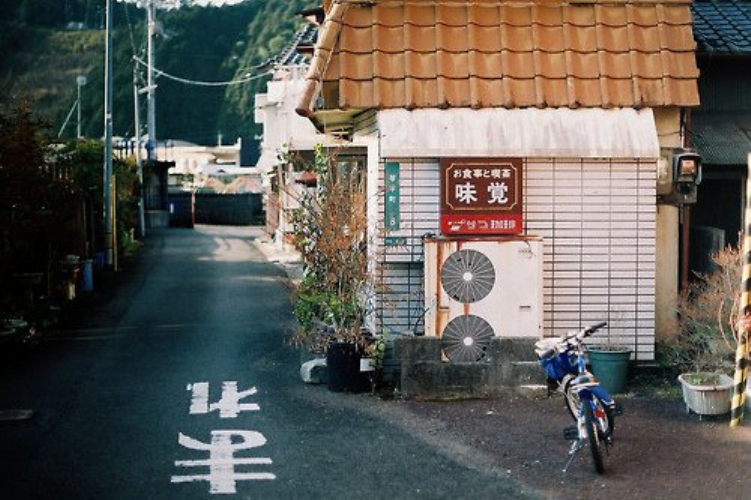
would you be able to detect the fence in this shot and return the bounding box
[193,193,264,226]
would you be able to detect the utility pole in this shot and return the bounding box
[103,0,114,268]
[134,66,146,238]
[730,153,751,428]
[146,0,157,162]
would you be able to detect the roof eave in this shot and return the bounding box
[296,1,350,120]
[307,108,365,137]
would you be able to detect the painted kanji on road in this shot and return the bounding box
[171,430,275,494]
[187,381,260,419]
[173,381,275,495]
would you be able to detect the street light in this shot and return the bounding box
[76,75,87,139]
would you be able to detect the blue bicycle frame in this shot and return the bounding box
[535,322,617,474]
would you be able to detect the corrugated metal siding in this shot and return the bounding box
[375,157,657,360]
[696,65,751,112]
[526,159,656,360]
[376,159,439,336]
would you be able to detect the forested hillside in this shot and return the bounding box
[0,0,313,148]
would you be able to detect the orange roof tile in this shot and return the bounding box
[297,0,700,119]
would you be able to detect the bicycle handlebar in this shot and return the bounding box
[583,321,608,337]
[535,322,608,359]
[564,322,608,343]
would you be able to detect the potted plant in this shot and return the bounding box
[666,246,740,416]
[288,145,372,392]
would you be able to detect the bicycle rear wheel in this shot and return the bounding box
[583,402,605,474]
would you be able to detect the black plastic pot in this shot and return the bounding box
[326,342,370,393]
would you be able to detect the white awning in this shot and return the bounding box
[378,108,660,159]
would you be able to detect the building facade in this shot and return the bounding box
[296,0,701,361]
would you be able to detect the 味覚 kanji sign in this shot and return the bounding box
[440,158,523,235]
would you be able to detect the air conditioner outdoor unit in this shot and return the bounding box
[423,237,543,362]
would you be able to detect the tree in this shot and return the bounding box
[0,99,77,236]
[56,138,141,259]
[0,99,82,296]
[0,99,140,296]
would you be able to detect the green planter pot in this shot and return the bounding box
[588,347,632,394]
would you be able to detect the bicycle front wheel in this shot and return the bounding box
[583,402,605,474]
[567,389,615,438]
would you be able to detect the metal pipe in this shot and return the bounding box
[76,75,86,138]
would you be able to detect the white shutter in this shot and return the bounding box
[374,157,656,360]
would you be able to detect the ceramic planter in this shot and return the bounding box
[678,373,734,416]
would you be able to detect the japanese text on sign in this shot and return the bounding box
[440,158,523,235]
[384,162,400,231]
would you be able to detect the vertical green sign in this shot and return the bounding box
[384,162,400,231]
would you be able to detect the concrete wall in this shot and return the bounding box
[394,337,544,400]
[653,107,684,341]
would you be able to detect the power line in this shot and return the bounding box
[122,1,140,60]
[133,55,273,87]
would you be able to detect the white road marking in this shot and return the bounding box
[188,381,260,418]
[171,431,276,494]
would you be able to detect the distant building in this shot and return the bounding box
[255,23,355,248]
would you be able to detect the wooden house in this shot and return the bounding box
[689,0,751,273]
[296,0,701,361]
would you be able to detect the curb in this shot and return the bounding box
[251,236,304,286]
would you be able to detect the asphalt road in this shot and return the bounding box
[0,226,537,499]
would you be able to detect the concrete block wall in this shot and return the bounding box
[394,337,546,400]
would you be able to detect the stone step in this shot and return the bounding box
[516,384,550,397]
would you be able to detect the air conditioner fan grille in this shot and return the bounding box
[440,248,496,303]
[441,314,494,362]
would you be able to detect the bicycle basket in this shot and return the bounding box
[540,352,573,380]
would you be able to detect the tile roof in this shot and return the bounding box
[297,0,700,118]
[275,24,318,67]
[691,111,751,164]
[692,0,751,55]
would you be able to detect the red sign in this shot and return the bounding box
[440,158,523,235]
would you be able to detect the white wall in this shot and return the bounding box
[255,67,335,246]
[374,157,657,360]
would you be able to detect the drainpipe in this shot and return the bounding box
[679,108,693,291]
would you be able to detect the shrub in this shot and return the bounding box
[288,144,368,351]
[663,246,741,374]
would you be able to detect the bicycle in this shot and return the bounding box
[534,322,620,474]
